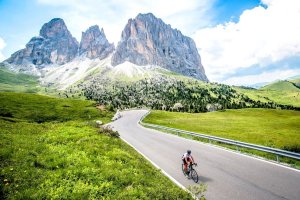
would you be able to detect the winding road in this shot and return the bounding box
[110,110,300,200]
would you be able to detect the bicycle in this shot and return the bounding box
[182,162,199,183]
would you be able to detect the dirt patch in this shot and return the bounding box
[96,104,106,111]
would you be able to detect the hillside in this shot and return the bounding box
[81,73,300,112]
[0,67,40,93]
[236,80,300,108]
[290,78,300,88]
[0,92,192,199]
[261,80,300,91]
[2,63,299,112]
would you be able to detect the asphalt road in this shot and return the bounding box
[110,110,300,200]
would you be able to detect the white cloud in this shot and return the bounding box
[37,0,216,44]
[0,37,6,62]
[223,68,300,86]
[193,0,300,84]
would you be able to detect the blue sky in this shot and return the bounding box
[0,0,300,86]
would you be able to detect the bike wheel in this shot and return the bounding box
[190,169,199,183]
[181,164,185,175]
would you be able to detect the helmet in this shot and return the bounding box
[187,150,191,154]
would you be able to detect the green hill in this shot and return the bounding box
[236,79,300,108]
[0,92,112,123]
[82,74,299,112]
[261,80,300,91]
[290,78,300,88]
[0,67,40,93]
[1,66,299,111]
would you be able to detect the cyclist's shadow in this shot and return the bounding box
[197,175,212,183]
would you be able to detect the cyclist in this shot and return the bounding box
[182,150,196,176]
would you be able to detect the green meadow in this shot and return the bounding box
[0,92,192,199]
[143,109,300,152]
[0,68,41,93]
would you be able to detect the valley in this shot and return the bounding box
[1,8,300,200]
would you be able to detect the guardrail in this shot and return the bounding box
[139,111,300,162]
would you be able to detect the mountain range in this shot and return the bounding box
[2,13,208,89]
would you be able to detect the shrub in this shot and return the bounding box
[283,145,300,153]
[0,108,13,118]
[98,126,120,138]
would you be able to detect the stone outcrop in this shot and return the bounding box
[3,14,208,82]
[112,13,208,81]
[79,25,114,59]
[5,18,79,68]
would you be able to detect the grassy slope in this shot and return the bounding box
[290,78,300,88]
[261,80,299,91]
[236,81,300,107]
[143,109,300,150]
[0,92,192,199]
[0,68,41,93]
[0,92,110,123]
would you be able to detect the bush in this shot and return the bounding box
[98,126,120,138]
[283,144,300,153]
[0,108,13,118]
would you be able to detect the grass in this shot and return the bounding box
[144,123,300,169]
[236,86,300,107]
[0,67,68,97]
[0,92,192,199]
[0,92,111,123]
[0,68,41,93]
[143,109,300,168]
[261,80,300,91]
[236,79,300,108]
[290,78,300,88]
[143,109,300,151]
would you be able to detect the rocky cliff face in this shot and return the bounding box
[112,13,208,81]
[79,25,114,59]
[3,14,208,82]
[6,18,79,68]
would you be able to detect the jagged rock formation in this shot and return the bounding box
[79,25,114,59]
[112,13,208,81]
[3,14,209,83]
[6,18,78,68]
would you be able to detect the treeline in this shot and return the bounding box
[80,76,300,112]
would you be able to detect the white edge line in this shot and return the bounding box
[120,136,198,199]
[136,112,300,173]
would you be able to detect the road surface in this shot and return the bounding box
[110,110,300,200]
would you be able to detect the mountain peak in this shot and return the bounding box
[112,13,208,81]
[87,25,100,32]
[4,18,79,70]
[136,13,156,20]
[39,18,70,39]
[79,25,114,59]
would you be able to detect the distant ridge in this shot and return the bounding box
[261,80,300,92]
